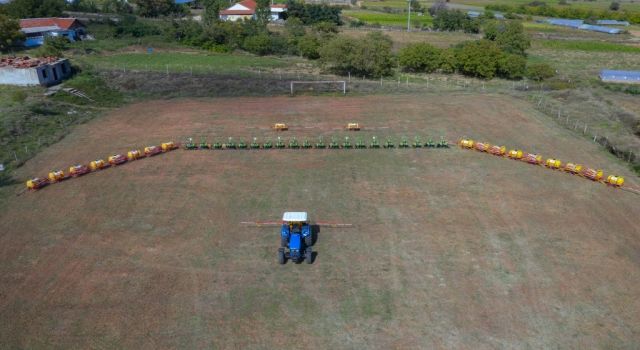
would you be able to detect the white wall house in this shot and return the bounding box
[219,0,288,22]
[0,57,72,86]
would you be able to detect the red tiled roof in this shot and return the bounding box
[238,0,257,10]
[19,18,83,30]
[220,0,257,15]
[219,10,254,15]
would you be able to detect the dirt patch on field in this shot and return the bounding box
[0,94,639,349]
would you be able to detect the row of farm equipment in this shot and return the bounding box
[25,142,178,190]
[459,139,626,188]
[182,136,450,150]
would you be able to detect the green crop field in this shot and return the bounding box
[344,10,433,27]
[76,52,294,74]
[535,39,640,53]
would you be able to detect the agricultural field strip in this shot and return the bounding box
[24,137,637,194]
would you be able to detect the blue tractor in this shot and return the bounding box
[278,212,313,264]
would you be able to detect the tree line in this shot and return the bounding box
[486,2,640,24]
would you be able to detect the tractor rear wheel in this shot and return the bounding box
[304,236,312,247]
[278,248,286,265]
[305,247,313,264]
[281,237,287,247]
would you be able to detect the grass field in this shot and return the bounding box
[1,94,639,348]
[535,39,640,53]
[76,51,294,75]
[341,27,478,49]
[344,10,433,27]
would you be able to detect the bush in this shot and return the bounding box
[0,14,24,52]
[494,21,530,56]
[526,63,555,81]
[319,31,393,77]
[438,48,456,73]
[398,43,442,73]
[497,53,526,79]
[114,15,162,37]
[610,1,620,11]
[34,36,70,57]
[286,0,342,25]
[455,40,503,79]
[486,2,640,24]
[298,34,321,59]
[6,0,65,18]
[101,0,133,13]
[243,33,273,55]
[432,9,480,33]
[133,0,186,17]
[285,16,306,37]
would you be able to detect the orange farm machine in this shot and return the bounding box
[144,145,162,157]
[25,141,177,191]
[26,177,49,190]
[108,154,127,166]
[69,164,90,177]
[458,138,630,191]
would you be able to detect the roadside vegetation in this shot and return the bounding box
[486,2,640,24]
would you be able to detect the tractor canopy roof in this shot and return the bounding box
[282,212,307,222]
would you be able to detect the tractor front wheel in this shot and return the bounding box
[305,247,313,264]
[278,248,286,265]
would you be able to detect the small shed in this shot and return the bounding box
[0,56,72,86]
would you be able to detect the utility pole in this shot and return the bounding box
[407,0,411,32]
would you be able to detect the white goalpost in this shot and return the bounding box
[290,80,347,95]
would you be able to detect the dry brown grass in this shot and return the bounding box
[1,94,639,349]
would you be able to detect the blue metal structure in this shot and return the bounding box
[22,29,78,48]
[596,20,630,26]
[579,24,623,34]
[546,18,624,34]
[278,212,313,264]
[600,70,640,84]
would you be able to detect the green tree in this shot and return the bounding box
[410,0,422,13]
[526,63,555,81]
[133,0,184,17]
[438,48,456,73]
[255,0,271,25]
[610,1,620,11]
[6,0,65,18]
[243,32,272,55]
[285,16,306,37]
[455,39,502,79]
[0,15,24,52]
[34,36,69,57]
[398,43,443,73]
[102,0,133,13]
[201,0,227,23]
[497,53,526,79]
[298,34,320,59]
[483,20,500,40]
[494,21,530,56]
[319,32,393,77]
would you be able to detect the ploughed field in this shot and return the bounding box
[1,94,639,349]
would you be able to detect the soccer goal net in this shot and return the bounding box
[290,80,346,95]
